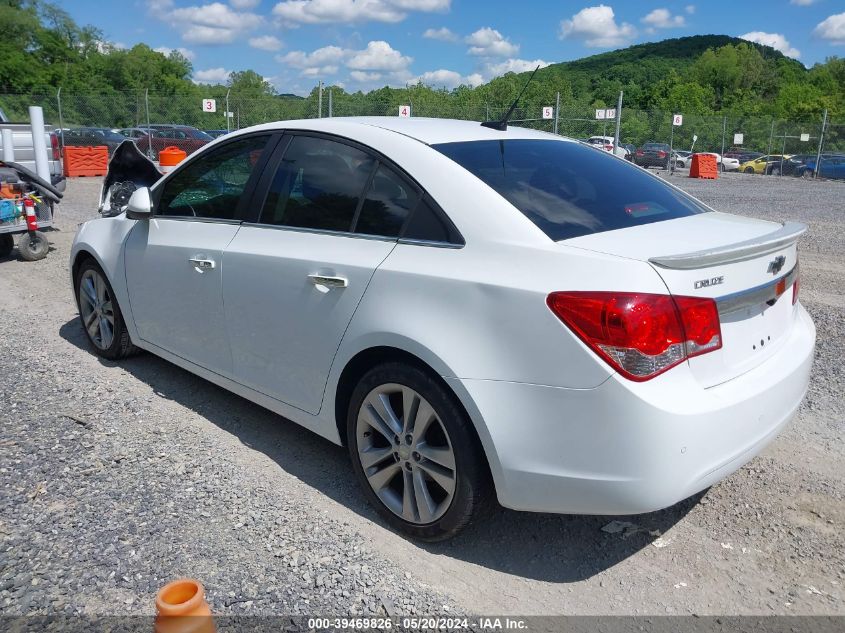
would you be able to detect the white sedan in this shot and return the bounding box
[71,118,815,541]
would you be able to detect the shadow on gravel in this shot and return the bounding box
[60,317,701,583]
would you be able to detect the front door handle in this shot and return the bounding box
[189,257,215,270]
[308,274,348,289]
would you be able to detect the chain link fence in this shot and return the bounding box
[2,88,843,165]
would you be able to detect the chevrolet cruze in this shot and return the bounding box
[71,118,815,541]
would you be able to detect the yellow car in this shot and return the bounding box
[740,154,793,174]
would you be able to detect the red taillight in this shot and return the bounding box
[636,150,644,156]
[605,144,613,151]
[50,132,60,160]
[547,292,722,381]
[658,150,667,158]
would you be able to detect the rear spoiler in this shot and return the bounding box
[648,222,807,270]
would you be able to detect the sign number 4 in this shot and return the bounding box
[398,105,410,118]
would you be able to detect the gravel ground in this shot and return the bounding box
[1,171,843,618]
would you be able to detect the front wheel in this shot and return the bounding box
[17,231,49,261]
[75,260,139,359]
[744,167,755,174]
[347,362,490,541]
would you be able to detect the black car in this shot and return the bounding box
[60,127,126,155]
[634,143,671,169]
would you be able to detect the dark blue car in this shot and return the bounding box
[799,154,845,179]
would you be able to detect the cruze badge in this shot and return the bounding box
[694,276,724,289]
[768,255,786,275]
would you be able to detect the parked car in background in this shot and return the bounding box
[699,152,739,172]
[115,127,152,140]
[634,143,671,169]
[134,125,213,159]
[671,150,692,168]
[740,155,793,174]
[60,127,126,155]
[724,149,763,163]
[798,154,845,180]
[622,143,636,161]
[586,136,629,159]
[72,117,814,541]
[204,129,229,139]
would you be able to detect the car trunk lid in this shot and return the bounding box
[564,212,805,387]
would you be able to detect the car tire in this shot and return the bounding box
[744,167,755,174]
[74,259,139,360]
[801,169,814,179]
[17,231,49,261]
[0,234,13,259]
[346,361,491,541]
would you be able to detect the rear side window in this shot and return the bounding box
[354,165,419,237]
[260,135,376,232]
[433,139,708,241]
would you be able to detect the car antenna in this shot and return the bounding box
[481,65,541,132]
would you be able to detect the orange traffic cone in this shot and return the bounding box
[154,578,215,633]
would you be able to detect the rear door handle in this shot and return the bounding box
[189,257,215,270]
[308,274,348,289]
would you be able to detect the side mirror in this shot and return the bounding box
[126,187,152,220]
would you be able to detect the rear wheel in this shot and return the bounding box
[744,167,755,174]
[17,231,49,261]
[0,234,13,259]
[75,260,139,359]
[347,362,490,541]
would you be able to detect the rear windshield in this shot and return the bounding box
[432,139,708,241]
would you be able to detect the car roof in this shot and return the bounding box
[239,116,569,146]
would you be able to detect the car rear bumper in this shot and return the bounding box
[450,304,815,515]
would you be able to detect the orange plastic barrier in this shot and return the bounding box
[159,146,187,167]
[155,578,215,633]
[63,146,108,177]
[689,153,718,179]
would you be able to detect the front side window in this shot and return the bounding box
[433,139,708,241]
[157,135,270,220]
[260,135,376,232]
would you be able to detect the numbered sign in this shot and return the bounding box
[595,109,606,120]
[542,106,554,120]
[202,99,217,113]
[398,105,411,118]
[733,133,744,145]
[605,108,616,120]
[672,114,683,126]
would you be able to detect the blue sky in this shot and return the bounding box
[66,1,845,94]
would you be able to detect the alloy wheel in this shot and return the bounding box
[78,269,115,350]
[356,383,457,525]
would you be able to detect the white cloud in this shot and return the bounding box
[277,45,346,75]
[685,4,695,13]
[153,46,196,60]
[230,0,261,8]
[249,35,284,51]
[272,0,450,26]
[814,13,845,44]
[560,5,636,48]
[641,8,685,29]
[350,70,382,82]
[193,67,231,83]
[790,0,816,6]
[151,2,262,45]
[347,40,413,71]
[483,58,550,80]
[740,31,801,58]
[465,27,519,57]
[423,26,458,42]
[415,68,481,88]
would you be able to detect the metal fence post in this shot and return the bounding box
[720,115,726,157]
[318,80,323,119]
[56,87,64,148]
[613,90,623,152]
[814,109,827,178]
[767,119,774,157]
[553,91,560,135]
[328,88,333,117]
[225,89,230,133]
[145,88,152,158]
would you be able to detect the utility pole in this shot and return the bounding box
[318,80,323,118]
[669,114,675,175]
[145,88,152,159]
[56,87,64,149]
[767,120,775,157]
[328,88,333,117]
[814,109,827,179]
[225,89,230,133]
[613,90,623,152]
[720,115,727,157]
[553,91,560,135]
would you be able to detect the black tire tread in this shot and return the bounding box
[75,259,140,360]
[17,231,49,262]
